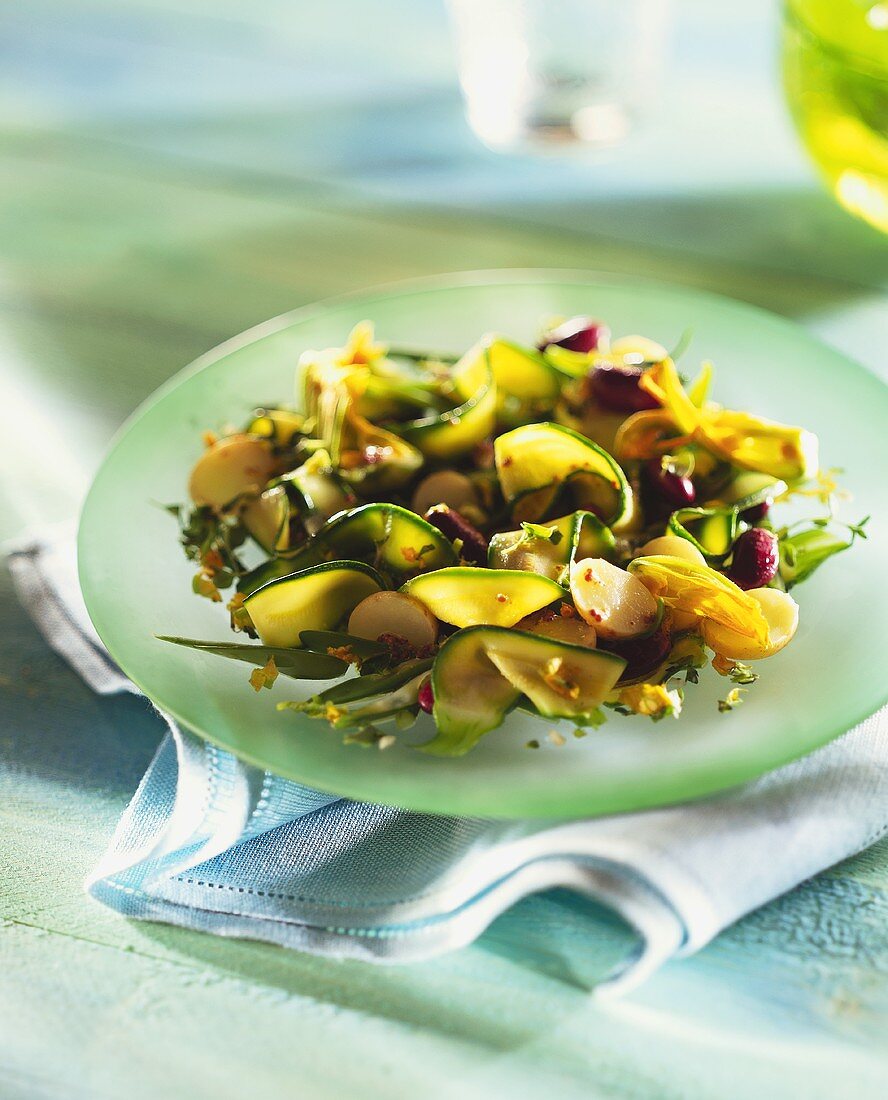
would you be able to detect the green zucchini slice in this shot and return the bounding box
[425,629,522,756]
[402,567,563,628]
[424,626,626,756]
[318,503,458,577]
[541,344,609,378]
[245,561,385,648]
[488,337,562,429]
[668,506,738,561]
[240,503,458,597]
[247,408,304,446]
[719,472,788,512]
[510,467,630,527]
[488,511,615,582]
[244,453,355,553]
[573,511,618,560]
[237,555,305,597]
[485,632,626,718]
[450,337,494,401]
[339,413,424,490]
[494,422,633,529]
[398,344,497,459]
[240,485,291,554]
[277,452,354,534]
[487,337,561,402]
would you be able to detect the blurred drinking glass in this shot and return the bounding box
[447,0,671,153]
[783,0,888,234]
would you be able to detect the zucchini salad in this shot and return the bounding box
[162,317,867,755]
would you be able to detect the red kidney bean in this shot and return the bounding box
[423,505,488,566]
[538,317,610,355]
[741,500,771,523]
[418,678,434,714]
[604,625,673,681]
[588,363,660,413]
[729,527,779,589]
[645,458,696,508]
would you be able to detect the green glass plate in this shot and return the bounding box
[78,271,888,818]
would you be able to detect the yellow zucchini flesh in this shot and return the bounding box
[401,568,564,628]
[245,561,384,647]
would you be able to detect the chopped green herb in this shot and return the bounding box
[718,688,745,713]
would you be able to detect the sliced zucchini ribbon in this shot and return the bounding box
[424,626,626,756]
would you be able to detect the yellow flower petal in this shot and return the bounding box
[338,321,387,366]
[639,360,818,481]
[249,656,279,692]
[629,555,770,645]
[618,682,682,719]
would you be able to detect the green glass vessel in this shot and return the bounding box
[783,0,888,233]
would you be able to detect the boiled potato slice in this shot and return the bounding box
[348,591,438,649]
[189,434,275,510]
[637,535,706,566]
[411,470,478,516]
[570,557,660,641]
[702,588,799,660]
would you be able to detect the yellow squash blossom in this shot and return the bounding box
[629,555,770,645]
[300,328,421,482]
[639,359,818,481]
[337,320,387,366]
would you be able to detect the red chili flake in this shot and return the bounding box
[495,593,509,603]
[584,568,593,582]
[417,678,434,714]
[589,609,603,622]
[501,456,513,467]
[559,603,575,618]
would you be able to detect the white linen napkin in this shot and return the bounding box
[8,527,888,995]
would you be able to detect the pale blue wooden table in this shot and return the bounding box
[1,2,887,1096]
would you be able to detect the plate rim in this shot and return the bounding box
[77,268,888,817]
